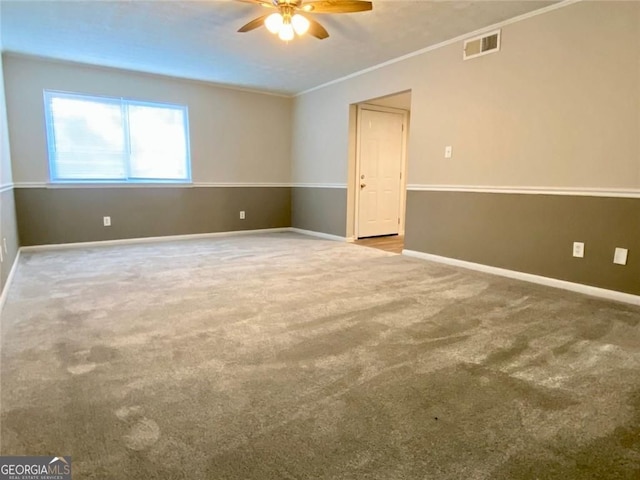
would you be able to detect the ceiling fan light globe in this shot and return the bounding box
[278,23,295,41]
[292,14,310,35]
[265,13,284,34]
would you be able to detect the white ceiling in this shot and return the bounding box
[0,0,558,96]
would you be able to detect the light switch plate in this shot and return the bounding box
[613,247,628,265]
[445,146,452,159]
[572,242,584,258]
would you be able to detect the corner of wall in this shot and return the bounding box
[0,48,23,297]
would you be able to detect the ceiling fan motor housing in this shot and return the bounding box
[237,0,373,41]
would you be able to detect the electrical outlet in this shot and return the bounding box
[445,146,453,159]
[613,247,628,265]
[572,242,584,258]
[103,216,111,227]
[239,211,245,220]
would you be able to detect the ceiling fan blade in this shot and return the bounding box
[238,14,269,32]
[302,0,372,14]
[307,17,329,39]
[235,0,277,8]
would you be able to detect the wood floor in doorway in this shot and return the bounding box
[353,235,404,254]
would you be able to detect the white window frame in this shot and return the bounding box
[43,90,192,184]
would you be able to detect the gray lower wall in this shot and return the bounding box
[291,187,347,237]
[0,188,20,290]
[15,187,291,246]
[405,191,640,296]
[10,186,639,298]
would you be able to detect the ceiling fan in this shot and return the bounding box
[237,0,373,42]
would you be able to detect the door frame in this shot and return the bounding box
[354,103,409,239]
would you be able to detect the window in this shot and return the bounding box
[44,91,191,183]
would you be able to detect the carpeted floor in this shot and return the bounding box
[1,232,639,479]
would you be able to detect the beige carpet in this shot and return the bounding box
[1,232,639,479]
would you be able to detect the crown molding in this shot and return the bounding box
[2,52,293,98]
[296,0,582,96]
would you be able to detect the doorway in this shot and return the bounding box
[353,235,404,254]
[349,91,410,252]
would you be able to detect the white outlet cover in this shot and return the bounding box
[572,242,584,258]
[613,247,628,265]
[103,216,111,226]
[445,146,453,159]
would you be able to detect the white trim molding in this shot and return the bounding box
[406,185,640,199]
[289,228,349,242]
[19,228,293,252]
[403,249,640,306]
[0,250,21,314]
[13,182,293,189]
[0,183,14,193]
[193,182,290,188]
[4,52,293,99]
[11,182,43,189]
[13,182,351,189]
[17,227,351,255]
[291,183,348,189]
[0,228,344,313]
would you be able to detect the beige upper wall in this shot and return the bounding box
[291,60,414,185]
[3,55,292,185]
[0,59,11,187]
[292,1,640,189]
[0,14,13,187]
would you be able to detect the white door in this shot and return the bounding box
[357,108,404,238]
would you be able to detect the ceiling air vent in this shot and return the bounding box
[463,30,501,60]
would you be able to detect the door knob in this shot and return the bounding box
[360,183,366,189]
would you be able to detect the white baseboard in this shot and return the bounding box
[0,249,21,314]
[402,249,640,306]
[7,234,636,311]
[289,228,348,242]
[4,227,345,312]
[18,227,352,254]
[20,228,292,252]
